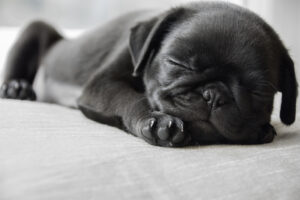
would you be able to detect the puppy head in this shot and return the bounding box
[129,3,298,144]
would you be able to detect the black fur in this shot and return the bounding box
[0,2,297,147]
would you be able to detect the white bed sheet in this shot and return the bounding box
[0,99,299,200]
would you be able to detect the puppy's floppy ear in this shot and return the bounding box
[129,8,185,77]
[279,51,298,125]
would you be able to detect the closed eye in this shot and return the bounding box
[166,58,192,70]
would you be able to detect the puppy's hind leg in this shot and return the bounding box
[0,21,63,100]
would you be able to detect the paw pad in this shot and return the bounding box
[139,112,192,147]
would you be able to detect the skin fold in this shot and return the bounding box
[0,2,297,147]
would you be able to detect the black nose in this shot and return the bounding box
[202,88,227,108]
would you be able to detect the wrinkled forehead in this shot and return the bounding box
[159,16,267,72]
[160,20,233,64]
[162,15,234,49]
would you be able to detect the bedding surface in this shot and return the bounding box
[0,99,299,200]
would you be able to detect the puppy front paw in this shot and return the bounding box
[138,111,192,147]
[0,79,36,100]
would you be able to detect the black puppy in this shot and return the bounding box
[0,2,297,147]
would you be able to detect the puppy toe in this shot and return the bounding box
[19,88,30,100]
[141,118,157,144]
[172,132,185,144]
[7,87,18,99]
[157,127,170,140]
[170,120,185,144]
[157,121,172,140]
[0,83,8,97]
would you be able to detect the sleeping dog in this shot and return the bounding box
[0,2,297,147]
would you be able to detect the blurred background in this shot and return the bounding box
[0,0,245,28]
[0,0,299,112]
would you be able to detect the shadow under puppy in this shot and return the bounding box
[0,2,298,147]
